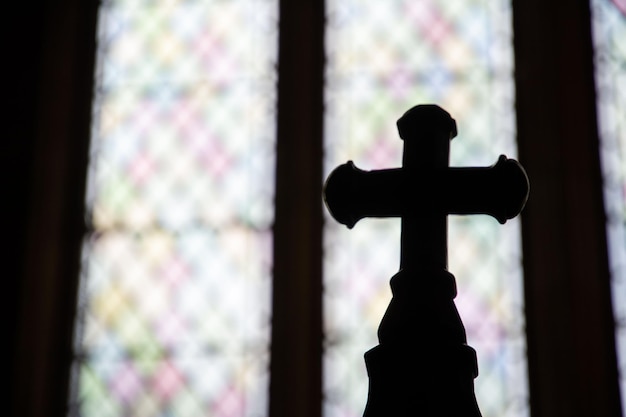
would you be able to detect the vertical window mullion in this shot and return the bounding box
[269,1,325,417]
[513,0,622,415]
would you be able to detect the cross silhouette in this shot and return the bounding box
[323,104,529,416]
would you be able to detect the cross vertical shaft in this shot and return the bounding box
[398,105,456,271]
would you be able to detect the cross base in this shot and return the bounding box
[362,268,482,417]
[364,343,481,417]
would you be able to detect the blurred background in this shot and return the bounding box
[7,1,625,417]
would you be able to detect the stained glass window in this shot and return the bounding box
[323,1,528,416]
[591,0,626,412]
[69,1,278,416]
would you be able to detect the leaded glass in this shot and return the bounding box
[591,0,626,412]
[323,1,528,416]
[69,1,278,416]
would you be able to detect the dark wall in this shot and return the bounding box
[7,2,98,417]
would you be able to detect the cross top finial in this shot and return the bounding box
[396,104,457,141]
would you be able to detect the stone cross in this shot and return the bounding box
[323,105,529,416]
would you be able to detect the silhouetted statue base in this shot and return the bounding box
[363,268,481,417]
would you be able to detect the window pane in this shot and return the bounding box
[69,1,278,416]
[591,1,626,412]
[323,1,528,416]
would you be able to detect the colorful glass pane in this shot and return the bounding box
[323,1,528,417]
[591,0,626,412]
[70,1,278,416]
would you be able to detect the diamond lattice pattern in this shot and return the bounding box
[70,1,278,416]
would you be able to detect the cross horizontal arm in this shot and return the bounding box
[323,154,529,228]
